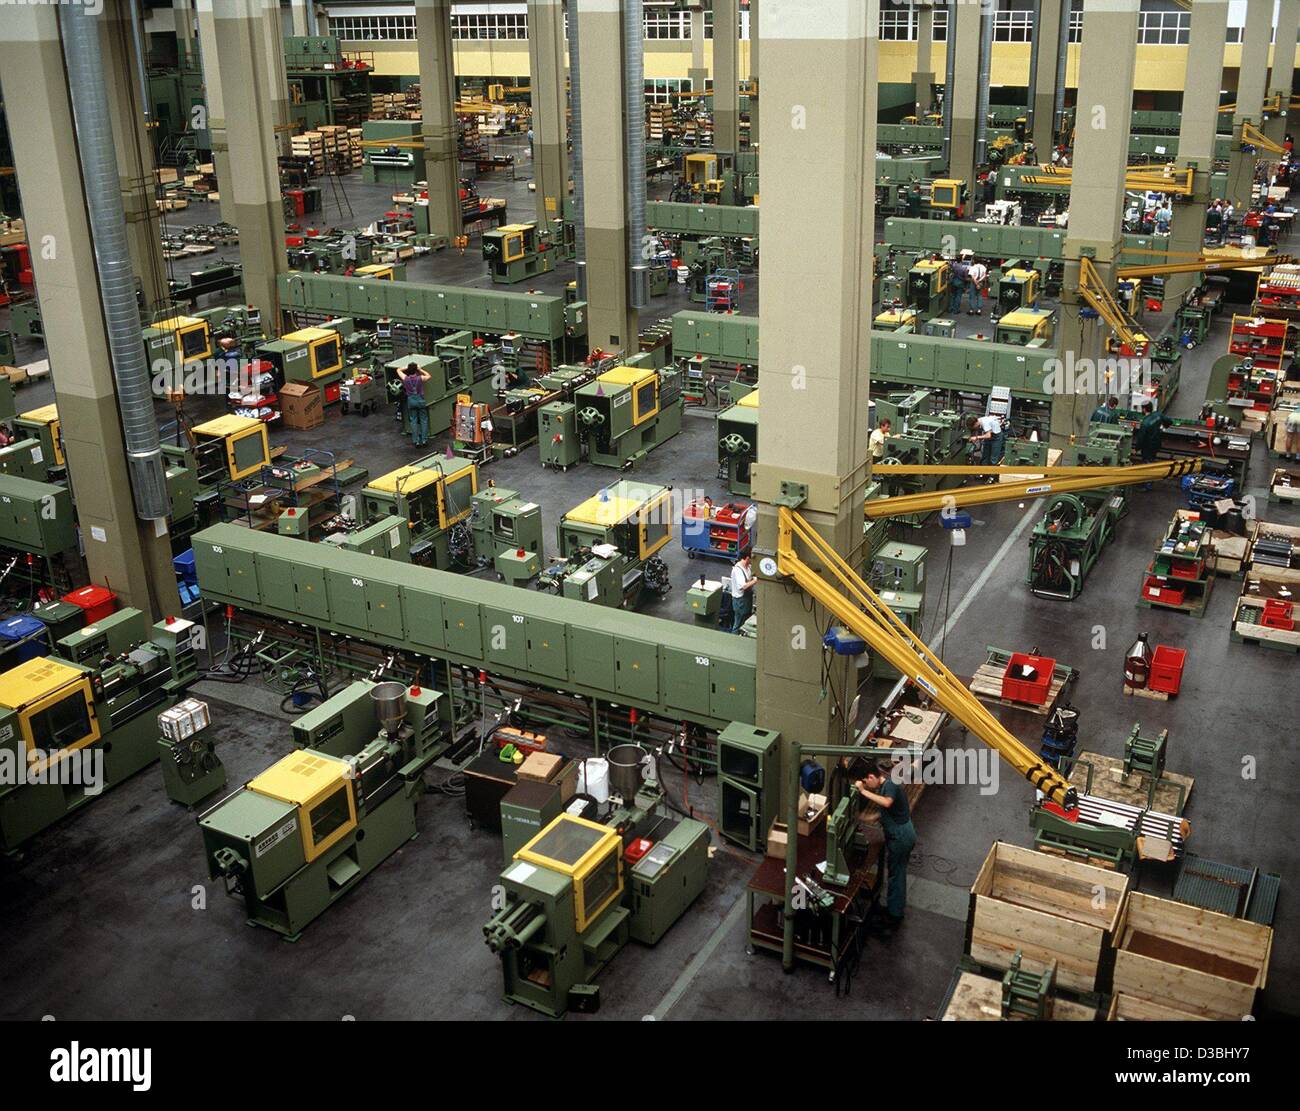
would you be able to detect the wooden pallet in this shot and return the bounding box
[969,663,1070,716]
[1068,751,1193,814]
[1122,684,1171,702]
[1231,625,1300,653]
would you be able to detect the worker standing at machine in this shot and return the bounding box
[905,181,923,219]
[966,413,1005,471]
[728,552,757,634]
[1091,396,1120,424]
[870,418,892,461]
[964,255,988,316]
[1284,407,1300,461]
[949,255,969,315]
[855,763,916,934]
[401,362,433,447]
[1135,400,1165,486]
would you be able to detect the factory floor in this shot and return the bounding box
[0,150,1296,1021]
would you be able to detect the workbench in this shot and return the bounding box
[746,828,882,988]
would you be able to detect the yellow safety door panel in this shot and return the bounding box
[637,490,673,559]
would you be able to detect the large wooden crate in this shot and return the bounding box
[941,970,1097,1021]
[1111,892,1272,1019]
[967,842,1130,994]
[1107,992,1208,1021]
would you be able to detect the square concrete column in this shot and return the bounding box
[748,0,760,144]
[1266,0,1300,144]
[291,0,310,36]
[100,5,170,313]
[912,2,935,116]
[175,0,198,60]
[212,0,289,324]
[575,0,637,352]
[1031,0,1066,156]
[260,0,292,155]
[1168,0,1229,304]
[528,0,569,226]
[415,0,463,241]
[713,0,740,153]
[1058,0,1138,446]
[195,0,238,226]
[1226,0,1275,207]
[689,5,708,92]
[948,0,982,190]
[0,7,180,616]
[753,1,877,784]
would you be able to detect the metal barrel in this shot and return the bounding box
[370,682,408,734]
[606,744,645,802]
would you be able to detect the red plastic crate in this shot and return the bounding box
[1148,645,1187,695]
[1001,653,1056,705]
[1262,599,1295,631]
[62,585,117,623]
[1143,576,1185,606]
[323,382,342,405]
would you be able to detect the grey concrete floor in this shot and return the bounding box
[0,149,1297,1020]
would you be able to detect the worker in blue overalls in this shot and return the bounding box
[855,762,917,933]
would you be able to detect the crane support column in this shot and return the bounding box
[947,0,982,191]
[1054,0,1138,445]
[689,4,708,93]
[1031,0,1066,156]
[748,0,760,145]
[1226,0,1274,208]
[714,0,740,154]
[196,0,239,226]
[415,0,463,241]
[1167,0,1229,306]
[753,0,876,801]
[912,2,935,118]
[528,0,569,228]
[0,6,179,616]
[1266,0,1300,145]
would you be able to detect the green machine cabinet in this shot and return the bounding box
[718,722,781,850]
[627,818,711,945]
[0,330,14,367]
[870,541,927,593]
[500,778,564,863]
[0,474,77,558]
[539,402,580,470]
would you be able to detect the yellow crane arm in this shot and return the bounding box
[866,459,1203,519]
[1020,165,1195,196]
[1241,122,1287,156]
[1077,256,1150,352]
[1116,253,1292,281]
[775,508,1078,810]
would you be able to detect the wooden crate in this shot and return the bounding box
[1111,892,1272,1019]
[941,970,1096,1021]
[967,841,1129,994]
[1107,992,1208,1021]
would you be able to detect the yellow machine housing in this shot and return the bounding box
[283,327,344,379]
[15,404,64,467]
[495,225,533,264]
[368,458,479,529]
[1002,268,1040,307]
[930,179,965,210]
[515,814,624,931]
[247,749,358,864]
[0,657,100,775]
[564,482,673,560]
[596,365,660,427]
[150,314,213,364]
[736,389,760,410]
[355,264,395,281]
[684,152,720,187]
[191,414,272,482]
[995,307,1056,346]
[874,306,921,330]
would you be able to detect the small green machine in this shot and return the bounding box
[0,472,77,560]
[142,314,213,395]
[256,326,344,390]
[384,330,497,438]
[571,363,684,468]
[0,329,16,366]
[482,222,556,285]
[158,698,226,807]
[199,678,448,939]
[468,485,544,585]
[539,401,581,470]
[483,758,710,1017]
[361,454,480,569]
[994,307,1055,347]
[717,388,759,496]
[0,610,198,854]
[906,257,951,319]
[996,267,1041,314]
[1027,489,1125,600]
[361,119,422,185]
[538,480,674,609]
[322,514,413,561]
[876,406,967,526]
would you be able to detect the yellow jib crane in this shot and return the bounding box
[1019,165,1197,197]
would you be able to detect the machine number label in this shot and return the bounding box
[352,577,365,587]
[210,545,223,554]
[255,817,298,858]
[512,615,524,624]
[695,656,710,666]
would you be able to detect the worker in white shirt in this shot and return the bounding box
[728,553,757,634]
[966,413,1005,473]
[870,418,892,461]
[964,258,989,316]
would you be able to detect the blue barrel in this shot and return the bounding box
[0,613,50,663]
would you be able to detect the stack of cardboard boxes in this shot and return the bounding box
[280,383,324,430]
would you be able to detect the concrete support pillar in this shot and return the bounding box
[528,0,568,226]
[753,1,876,792]
[261,0,291,152]
[0,7,179,616]
[1058,0,1138,445]
[100,6,170,315]
[212,0,289,324]
[748,0,760,145]
[415,0,462,241]
[575,0,637,352]
[1266,0,1300,144]
[713,0,739,153]
[689,6,708,93]
[174,0,198,63]
[195,1,238,226]
[912,3,935,117]
[1226,0,1274,207]
[1031,0,1065,156]
[948,0,981,188]
[290,0,310,36]
[1168,0,1229,304]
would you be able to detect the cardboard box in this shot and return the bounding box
[517,751,563,784]
[795,790,828,836]
[766,820,789,859]
[280,382,323,430]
